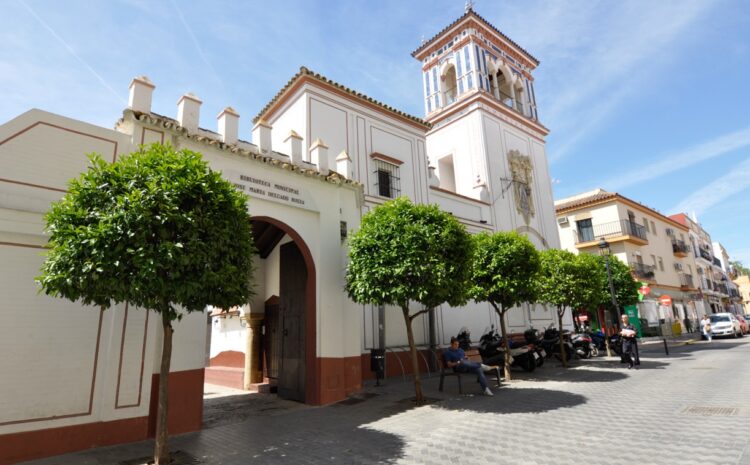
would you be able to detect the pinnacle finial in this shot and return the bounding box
[465,0,475,13]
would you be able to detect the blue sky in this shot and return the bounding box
[2,0,750,263]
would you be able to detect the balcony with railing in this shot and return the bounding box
[575,219,648,248]
[714,282,728,295]
[495,90,531,118]
[698,246,713,262]
[712,257,722,268]
[671,239,690,257]
[729,288,740,299]
[679,273,695,290]
[631,262,656,281]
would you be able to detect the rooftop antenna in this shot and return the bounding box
[465,0,475,12]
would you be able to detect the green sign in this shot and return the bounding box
[624,305,642,337]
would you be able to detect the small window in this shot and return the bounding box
[651,254,657,268]
[651,221,657,234]
[438,154,456,192]
[643,218,649,232]
[374,159,400,198]
[658,257,664,271]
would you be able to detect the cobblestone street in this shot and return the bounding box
[22,338,750,465]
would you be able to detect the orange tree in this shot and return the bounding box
[537,249,606,367]
[37,143,255,464]
[345,197,472,404]
[469,231,540,380]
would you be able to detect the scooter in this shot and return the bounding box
[456,327,472,351]
[479,326,537,372]
[541,325,574,362]
[523,328,547,367]
[570,331,596,358]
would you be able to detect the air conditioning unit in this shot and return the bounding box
[557,216,569,226]
[674,263,683,271]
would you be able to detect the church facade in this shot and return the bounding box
[0,8,560,463]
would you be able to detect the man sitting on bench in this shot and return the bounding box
[443,336,495,396]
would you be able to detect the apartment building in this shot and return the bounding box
[713,241,744,313]
[555,189,701,334]
[733,274,750,314]
[669,214,728,314]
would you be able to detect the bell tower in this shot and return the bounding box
[412,5,541,124]
[414,6,559,249]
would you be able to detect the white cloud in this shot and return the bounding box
[605,125,750,190]
[505,0,719,161]
[670,156,750,217]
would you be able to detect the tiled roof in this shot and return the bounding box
[555,189,689,230]
[554,191,617,212]
[411,8,539,66]
[253,66,430,129]
[123,109,364,190]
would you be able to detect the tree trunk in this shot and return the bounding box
[558,309,568,368]
[402,306,424,404]
[154,312,173,465]
[492,303,511,380]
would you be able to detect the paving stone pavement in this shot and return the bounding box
[20,338,750,465]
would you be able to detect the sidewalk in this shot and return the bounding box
[639,332,699,347]
[19,338,750,465]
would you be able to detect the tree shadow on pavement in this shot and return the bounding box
[578,358,670,370]
[510,366,629,383]
[436,387,586,415]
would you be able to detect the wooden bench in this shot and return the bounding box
[437,348,502,394]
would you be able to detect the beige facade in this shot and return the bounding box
[733,275,750,314]
[555,189,701,335]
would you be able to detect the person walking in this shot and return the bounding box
[619,314,638,369]
[702,315,713,342]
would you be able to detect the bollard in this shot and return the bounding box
[662,338,669,356]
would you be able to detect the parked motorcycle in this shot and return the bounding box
[570,331,596,358]
[540,325,574,362]
[456,327,472,351]
[479,326,537,372]
[523,328,547,367]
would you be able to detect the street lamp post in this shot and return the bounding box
[598,238,621,357]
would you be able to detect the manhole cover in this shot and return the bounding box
[681,406,739,416]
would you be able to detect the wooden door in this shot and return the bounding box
[278,242,306,402]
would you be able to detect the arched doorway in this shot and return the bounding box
[251,216,317,403]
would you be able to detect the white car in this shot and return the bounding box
[709,313,743,338]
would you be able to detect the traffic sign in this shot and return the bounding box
[639,285,651,296]
[659,295,672,306]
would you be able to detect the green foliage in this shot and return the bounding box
[598,254,640,310]
[37,143,256,320]
[537,249,607,315]
[731,260,750,276]
[345,197,472,311]
[469,231,540,310]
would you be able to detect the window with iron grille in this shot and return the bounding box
[374,159,400,198]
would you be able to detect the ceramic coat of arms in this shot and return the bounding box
[507,150,535,224]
